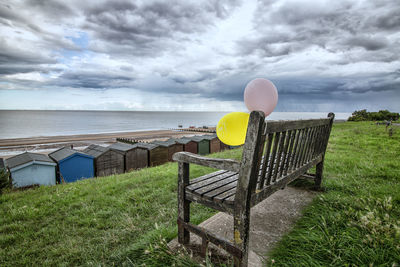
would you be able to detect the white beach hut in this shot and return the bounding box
[6,152,57,188]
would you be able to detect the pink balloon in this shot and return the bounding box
[244,78,278,116]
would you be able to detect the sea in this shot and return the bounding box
[0,110,351,139]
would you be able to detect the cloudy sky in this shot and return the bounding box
[0,0,399,112]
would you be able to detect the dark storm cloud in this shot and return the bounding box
[55,72,135,89]
[170,71,217,84]
[374,9,400,30]
[25,0,76,18]
[342,36,388,51]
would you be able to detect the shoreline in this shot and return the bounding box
[0,129,181,147]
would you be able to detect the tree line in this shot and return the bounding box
[348,109,399,121]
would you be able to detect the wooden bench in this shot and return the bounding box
[173,111,335,266]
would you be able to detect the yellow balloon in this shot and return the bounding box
[217,112,250,146]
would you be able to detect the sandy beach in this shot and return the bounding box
[0,128,215,158]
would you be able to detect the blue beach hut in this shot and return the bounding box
[6,152,56,188]
[49,147,94,183]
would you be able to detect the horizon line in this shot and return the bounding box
[0,109,356,113]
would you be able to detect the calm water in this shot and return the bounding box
[0,110,351,139]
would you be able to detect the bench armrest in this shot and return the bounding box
[173,152,240,173]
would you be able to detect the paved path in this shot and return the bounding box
[169,186,318,266]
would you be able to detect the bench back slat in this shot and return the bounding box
[279,130,294,178]
[273,131,286,183]
[288,128,301,172]
[264,118,331,133]
[266,132,280,186]
[257,133,272,189]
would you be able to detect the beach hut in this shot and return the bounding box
[83,144,125,177]
[191,136,210,155]
[137,143,168,167]
[169,138,198,154]
[219,138,230,151]
[153,140,184,161]
[108,142,148,171]
[5,152,56,188]
[203,134,221,154]
[49,147,94,183]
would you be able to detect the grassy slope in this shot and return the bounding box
[1,122,399,266]
[0,147,241,266]
[267,122,400,266]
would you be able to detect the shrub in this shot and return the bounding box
[348,109,399,121]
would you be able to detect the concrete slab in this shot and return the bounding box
[168,186,318,266]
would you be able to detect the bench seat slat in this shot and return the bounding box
[189,170,227,185]
[185,191,234,213]
[214,187,237,203]
[187,171,235,191]
[203,180,238,201]
[194,174,238,196]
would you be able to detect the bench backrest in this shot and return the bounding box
[234,111,335,211]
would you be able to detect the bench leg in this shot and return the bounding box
[315,161,324,189]
[178,162,190,244]
[233,216,250,267]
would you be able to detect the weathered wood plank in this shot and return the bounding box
[194,174,238,196]
[258,133,273,190]
[284,129,296,176]
[178,162,190,244]
[178,219,242,258]
[265,118,331,133]
[293,128,306,168]
[279,130,292,178]
[187,171,237,192]
[315,125,326,155]
[265,132,280,185]
[304,127,316,163]
[312,126,321,160]
[272,131,286,183]
[234,111,265,267]
[250,155,323,206]
[203,180,238,200]
[288,128,300,171]
[214,186,237,203]
[315,113,335,189]
[189,170,228,185]
[173,152,240,173]
[185,190,234,214]
[300,173,316,180]
[300,127,312,166]
[311,126,321,160]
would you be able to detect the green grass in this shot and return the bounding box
[267,122,400,266]
[0,147,241,266]
[1,122,399,266]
